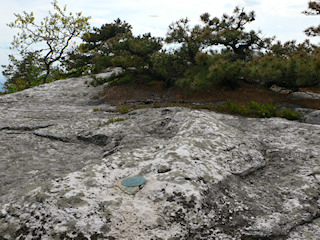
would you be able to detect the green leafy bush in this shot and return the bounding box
[216,100,250,115]
[2,52,44,93]
[109,33,162,85]
[63,18,131,76]
[177,64,212,91]
[256,103,278,117]
[151,51,189,86]
[279,109,303,120]
[177,54,245,90]
[119,104,130,114]
[248,101,261,110]
[216,100,301,120]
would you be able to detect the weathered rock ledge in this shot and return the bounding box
[0,73,320,239]
[270,84,320,99]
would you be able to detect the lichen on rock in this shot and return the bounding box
[1,71,320,239]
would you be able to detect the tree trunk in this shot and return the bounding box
[43,64,51,84]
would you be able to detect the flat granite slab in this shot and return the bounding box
[0,72,320,239]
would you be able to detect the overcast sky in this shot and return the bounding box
[1,0,319,86]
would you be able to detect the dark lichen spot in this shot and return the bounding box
[57,195,87,209]
[100,224,111,233]
[157,165,172,173]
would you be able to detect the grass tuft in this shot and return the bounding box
[98,117,128,127]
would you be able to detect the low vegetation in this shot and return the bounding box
[119,104,130,114]
[118,100,302,121]
[98,117,128,127]
[216,100,302,120]
[2,1,320,120]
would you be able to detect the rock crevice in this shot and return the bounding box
[0,124,53,132]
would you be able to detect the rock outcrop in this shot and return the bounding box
[303,110,320,125]
[0,73,320,239]
[270,84,320,100]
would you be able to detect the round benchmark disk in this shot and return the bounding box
[121,176,147,187]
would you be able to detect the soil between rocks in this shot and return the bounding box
[100,81,320,111]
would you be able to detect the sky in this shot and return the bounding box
[0,0,319,88]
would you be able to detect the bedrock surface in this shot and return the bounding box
[0,73,320,239]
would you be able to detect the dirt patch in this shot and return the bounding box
[299,86,320,94]
[100,81,320,110]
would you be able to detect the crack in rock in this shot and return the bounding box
[0,124,53,132]
[33,131,72,142]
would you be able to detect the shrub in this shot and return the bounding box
[256,103,278,117]
[177,64,212,91]
[208,58,244,88]
[109,33,162,85]
[119,104,130,114]
[279,109,302,120]
[216,100,250,115]
[63,18,132,77]
[216,100,301,120]
[177,54,246,90]
[246,41,320,88]
[151,51,189,87]
[248,101,261,110]
[2,52,44,93]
